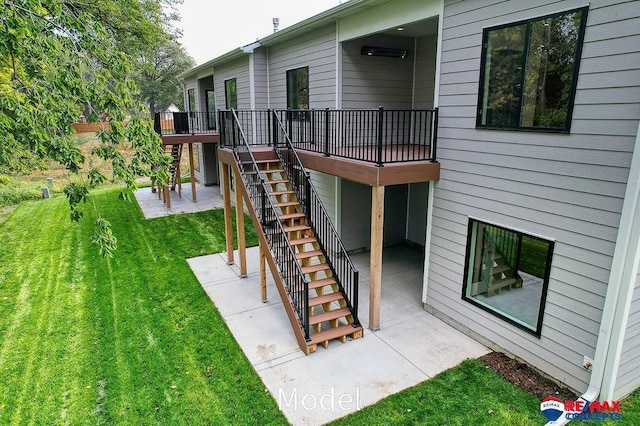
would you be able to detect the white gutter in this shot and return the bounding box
[547,121,640,425]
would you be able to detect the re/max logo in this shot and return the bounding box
[564,400,621,412]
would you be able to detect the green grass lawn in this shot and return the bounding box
[0,188,284,425]
[2,187,640,425]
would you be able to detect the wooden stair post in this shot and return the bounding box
[222,163,234,265]
[260,241,267,303]
[188,142,197,202]
[235,169,247,277]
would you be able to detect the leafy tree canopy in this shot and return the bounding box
[0,0,184,255]
[136,38,195,116]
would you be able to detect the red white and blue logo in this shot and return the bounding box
[541,397,622,423]
[540,397,564,422]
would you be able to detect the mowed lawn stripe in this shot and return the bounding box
[0,189,284,425]
[0,201,96,425]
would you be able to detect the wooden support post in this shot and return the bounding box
[260,241,267,302]
[176,162,182,197]
[369,185,385,330]
[235,170,247,277]
[188,143,197,201]
[222,163,234,265]
[164,179,171,209]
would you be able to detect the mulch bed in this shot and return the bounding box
[480,351,577,401]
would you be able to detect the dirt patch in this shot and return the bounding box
[481,351,577,401]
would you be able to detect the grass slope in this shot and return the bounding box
[0,188,283,425]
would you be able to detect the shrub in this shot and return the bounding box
[0,178,42,207]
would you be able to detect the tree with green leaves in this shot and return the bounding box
[136,38,195,117]
[1,0,182,255]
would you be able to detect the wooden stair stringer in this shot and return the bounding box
[227,155,312,355]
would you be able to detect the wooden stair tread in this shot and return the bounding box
[266,179,289,185]
[301,263,330,274]
[296,250,323,260]
[279,212,305,220]
[284,225,310,233]
[289,237,317,246]
[309,292,343,307]
[308,277,337,289]
[491,264,511,274]
[246,169,284,175]
[491,277,517,287]
[274,201,300,208]
[254,159,279,164]
[270,190,294,196]
[308,324,362,345]
[309,308,351,325]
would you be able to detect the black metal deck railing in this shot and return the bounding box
[154,111,216,136]
[219,110,311,340]
[278,107,438,166]
[158,108,438,165]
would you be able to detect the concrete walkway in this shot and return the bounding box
[133,183,223,219]
[188,246,489,425]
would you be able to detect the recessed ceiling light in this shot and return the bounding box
[397,27,405,31]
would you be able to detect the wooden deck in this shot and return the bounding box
[296,146,439,186]
[160,132,219,145]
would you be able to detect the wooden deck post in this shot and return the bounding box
[164,180,171,209]
[260,242,267,302]
[188,142,197,202]
[222,163,234,265]
[235,169,247,277]
[369,185,385,330]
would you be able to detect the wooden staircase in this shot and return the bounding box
[471,239,523,297]
[166,144,183,191]
[250,147,363,352]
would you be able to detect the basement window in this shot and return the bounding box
[462,219,554,336]
[476,7,588,132]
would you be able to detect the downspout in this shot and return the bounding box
[547,117,640,425]
[422,0,444,304]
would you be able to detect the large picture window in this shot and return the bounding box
[286,67,309,110]
[477,7,588,132]
[224,78,237,109]
[462,219,554,336]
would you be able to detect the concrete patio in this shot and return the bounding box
[133,182,223,219]
[187,245,489,425]
[133,184,489,424]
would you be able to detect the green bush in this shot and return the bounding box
[0,178,42,207]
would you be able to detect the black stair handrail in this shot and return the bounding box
[220,109,311,340]
[270,110,360,327]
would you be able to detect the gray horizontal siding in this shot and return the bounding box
[340,181,410,251]
[268,24,337,109]
[253,49,269,109]
[341,179,371,251]
[308,170,337,225]
[615,262,640,399]
[342,34,414,109]
[413,35,437,109]
[427,0,640,392]
[214,56,251,110]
